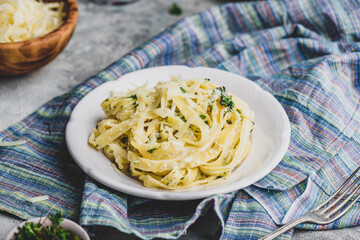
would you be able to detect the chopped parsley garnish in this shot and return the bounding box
[226,120,232,124]
[205,78,210,81]
[156,131,162,140]
[199,114,206,119]
[128,95,138,109]
[14,211,81,240]
[180,87,186,93]
[223,109,230,117]
[204,120,209,125]
[48,211,63,226]
[169,3,183,15]
[148,146,160,153]
[120,136,128,144]
[129,94,137,100]
[236,109,242,114]
[250,121,255,133]
[217,86,234,111]
[105,98,109,102]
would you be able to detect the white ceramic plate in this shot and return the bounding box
[66,66,290,200]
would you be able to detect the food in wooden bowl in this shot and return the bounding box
[0,0,78,76]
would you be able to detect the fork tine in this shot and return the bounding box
[326,183,360,219]
[315,166,360,211]
[319,174,360,214]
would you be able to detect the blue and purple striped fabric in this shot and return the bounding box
[1,0,360,239]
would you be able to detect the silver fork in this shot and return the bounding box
[260,166,360,240]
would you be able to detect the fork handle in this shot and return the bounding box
[260,216,309,240]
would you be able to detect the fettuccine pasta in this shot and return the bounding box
[88,77,255,190]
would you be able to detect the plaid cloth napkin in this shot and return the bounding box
[1,0,360,239]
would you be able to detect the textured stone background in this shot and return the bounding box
[0,0,359,239]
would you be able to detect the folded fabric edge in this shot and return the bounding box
[80,194,227,240]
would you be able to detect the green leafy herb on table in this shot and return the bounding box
[169,3,183,15]
[15,211,81,240]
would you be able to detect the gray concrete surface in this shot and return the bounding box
[0,0,359,239]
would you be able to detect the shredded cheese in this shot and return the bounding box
[0,139,26,147]
[0,0,65,43]
[27,195,49,203]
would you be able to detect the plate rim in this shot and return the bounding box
[65,65,291,200]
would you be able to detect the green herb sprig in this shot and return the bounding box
[169,3,183,15]
[217,87,234,112]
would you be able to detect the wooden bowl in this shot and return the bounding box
[0,0,78,76]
